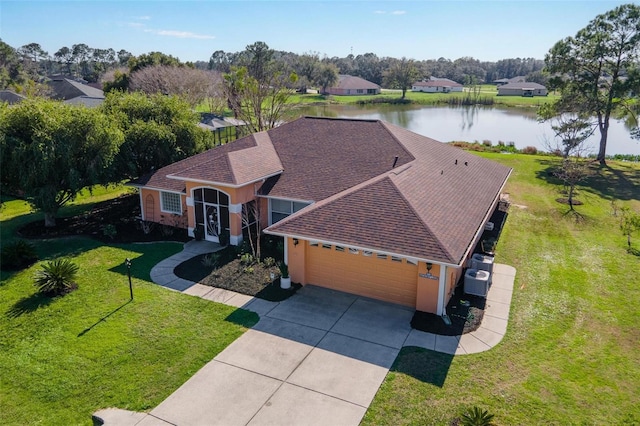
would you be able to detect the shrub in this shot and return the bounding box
[279,262,289,278]
[240,252,255,265]
[101,224,117,240]
[34,259,79,296]
[262,257,276,268]
[482,140,492,147]
[522,146,538,155]
[201,253,220,269]
[1,240,38,271]
[461,406,495,426]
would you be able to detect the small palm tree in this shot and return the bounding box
[34,259,79,296]
[461,406,495,426]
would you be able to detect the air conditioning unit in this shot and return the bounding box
[484,222,494,231]
[464,269,491,297]
[471,253,494,274]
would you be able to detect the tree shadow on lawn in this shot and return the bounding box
[535,158,640,202]
[390,346,454,388]
[6,291,57,318]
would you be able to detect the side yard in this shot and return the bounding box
[0,189,258,425]
[363,154,640,424]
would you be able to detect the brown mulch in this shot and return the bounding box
[174,251,300,302]
[411,285,485,336]
[17,194,190,244]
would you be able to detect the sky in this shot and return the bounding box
[0,1,633,63]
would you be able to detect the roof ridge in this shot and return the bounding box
[387,175,456,263]
[379,121,420,164]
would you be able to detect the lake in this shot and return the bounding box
[295,104,640,156]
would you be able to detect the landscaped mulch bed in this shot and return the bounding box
[411,284,485,336]
[174,249,300,302]
[17,194,190,244]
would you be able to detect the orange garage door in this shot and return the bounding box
[306,244,418,307]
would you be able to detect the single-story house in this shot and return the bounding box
[48,76,105,107]
[497,82,547,97]
[131,117,511,315]
[493,76,526,86]
[0,90,26,105]
[412,78,463,93]
[324,75,380,95]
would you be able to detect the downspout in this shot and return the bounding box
[437,265,448,316]
[283,236,289,266]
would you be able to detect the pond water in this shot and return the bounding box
[294,104,640,156]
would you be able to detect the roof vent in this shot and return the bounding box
[464,161,468,166]
[455,159,458,165]
[392,155,399,168]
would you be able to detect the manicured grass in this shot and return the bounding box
[294,86,559,108]
[363,154,640,425]
[0,190,259,425]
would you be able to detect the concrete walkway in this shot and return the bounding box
[94,241,516,425]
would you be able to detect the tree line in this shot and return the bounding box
[1,37,547,91]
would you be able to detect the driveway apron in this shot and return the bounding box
[147,285,414,426]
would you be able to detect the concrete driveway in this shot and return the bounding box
[144,285,413,425]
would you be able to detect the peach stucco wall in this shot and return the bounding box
[140,188,187,228]
[415,262,441,314]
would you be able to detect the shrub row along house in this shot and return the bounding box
[131,117,511,315]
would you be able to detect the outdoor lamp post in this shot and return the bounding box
[125,258,133,300]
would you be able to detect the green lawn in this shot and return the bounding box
[292,86,559,108]
[0,190,259,425]
[363,154,640,425]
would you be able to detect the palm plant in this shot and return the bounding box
[34,259,79,296]
[461,406,495,426]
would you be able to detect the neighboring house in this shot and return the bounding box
[497,82,548,97]
[0,90,26,104]
[493,76,526,86]
[48,76,105,107]
[412,78,463,93]
[130,117,511,315]
[324,75,380,95]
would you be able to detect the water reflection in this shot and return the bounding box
[293,104,640,155]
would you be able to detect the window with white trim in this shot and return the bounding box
[160,192,182,214]
[269,198,310,224]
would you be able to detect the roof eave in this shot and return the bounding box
[166,170,283,188]
[263,228,460,267]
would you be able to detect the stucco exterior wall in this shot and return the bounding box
[139,188,187,228]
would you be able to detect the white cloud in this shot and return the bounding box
[391,10,406,15]
[127,22,145,28]
[374,10,386,14]
[147,29,216,40]
[137,15,151,20]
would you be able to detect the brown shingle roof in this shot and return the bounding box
[168,131,282,185]
[266,121,511,264]
[263,117,414,201]
[265,175,453,262]
[130,136,258,191]
[134,116,511,264]
[333,75,380,90]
